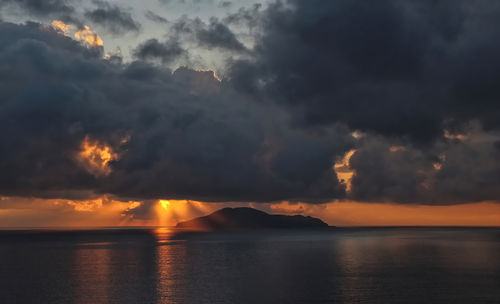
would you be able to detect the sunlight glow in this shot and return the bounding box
[49,20,104,48]
[389,146,406,152]
[444,130,468,141]
[160,200,171,210]
[154,199,214,226]
[76,136,118,176]
[334,149,356,192]
[51,20,73,35]
[75,26,104,47]
[433,153,446,171]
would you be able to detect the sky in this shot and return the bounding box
[0,0,500,227]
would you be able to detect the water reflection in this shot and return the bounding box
[156,242,188,302]
[335,228,500,303]
[72,247,111,303]
[0,228,499,303]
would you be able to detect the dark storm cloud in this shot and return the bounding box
[4,0,500,206]
[216,0,500,205]
[348,138,433,204]
[84,0,140,35]
[133,38,185,64]
[0,20,352,203]
[349,128,500,204]
[228,0,500,142]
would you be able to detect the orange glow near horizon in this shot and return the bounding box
[269,201,500,227]
[0,196,141,227]
[0,196,499,227]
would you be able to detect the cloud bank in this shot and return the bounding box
[0,20,351,204]
[1,0,500,207]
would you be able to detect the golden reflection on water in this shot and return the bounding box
[154,228,188,303]
[153,228,175,240]
[45,228,500,304]
[337,238,368,303]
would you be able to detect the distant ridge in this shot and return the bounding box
[176,207,329,230]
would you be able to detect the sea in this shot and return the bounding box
[0,227,499,304]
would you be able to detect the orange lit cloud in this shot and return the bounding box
[444,130,468,141]
[389,145,406,152]
[76,136,118,176]
[334,149,356,191]
[51,20,74,35]
[49,20,104,48]
[195,69,222,82]
[74,25,104,47]
[103,48,122,60]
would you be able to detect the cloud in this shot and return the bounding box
[50,20,104,49]
[4,0,500,207]
[222,4,262,29]
[196,17,247,51]
[84,0,140,35]
[133,38,185,64]
[0,20,352,203]
[0,0,75,16]
[228,0,500,142]
[74,25,104,47]
[218,1,232,9]
[349,125,500,204]
[145,11,169,24]
[170,16,247,52]
[0,0,81,25]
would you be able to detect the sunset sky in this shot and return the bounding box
[1,0,500,227]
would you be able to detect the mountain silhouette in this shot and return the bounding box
[176,207,329,230]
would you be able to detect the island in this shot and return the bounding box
[175,207,329,230]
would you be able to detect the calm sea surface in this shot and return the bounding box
[0,227,499,304]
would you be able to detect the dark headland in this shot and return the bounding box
[175,207,330,230]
